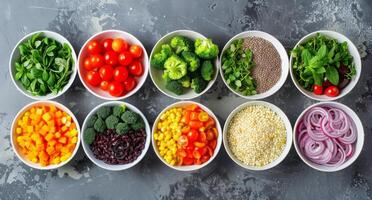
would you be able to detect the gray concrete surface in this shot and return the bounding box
[0,0,371,199]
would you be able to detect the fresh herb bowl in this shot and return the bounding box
[223,101,292,171]
[9,30,78,100]
[219,31,289,100]
[78,30,149,101]
[293,101,364,172]
[151,101,222,171]
[289,30,362,101]
[11,101,81,170]
[149,30,219,100]
[81,101,151,171]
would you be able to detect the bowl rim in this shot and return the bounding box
[151,100,223,171]
[77,29,149,101]
[149,29,219,100]
[292,101,364,172]
[222,100,293,170]
[81,101,151,171]
[9,30,78,100]
[10,100,81,170]
[219,30,289,100]
[289,30,362,101]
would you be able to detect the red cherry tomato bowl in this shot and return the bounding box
[78,30,149,100]
[151,101,222,171]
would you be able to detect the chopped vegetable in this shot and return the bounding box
[115,122,130,135]
[97,106,111,119]
[170,36,193,54]
[86,114,98,128]
[164,55,188,80]
[94,118,106,133]
[131,120,145,131]
[191,76,208,93]
[84,128,97,145]
[121,110,139,124]
[166,80,184,95]
[178,76,191,88]
[181,51,200,72]
[194,38,219,59]
[112,105,126,117]
[105,115,119,129]
[200,60,214,81]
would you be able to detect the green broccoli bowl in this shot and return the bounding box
[149,30,219,100]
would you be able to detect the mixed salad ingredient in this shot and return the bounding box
[296,106,356,167]
[151,36,218,95]
[14,32,74,96]
[84,104,146,165]
[291,33,356,97]
[222,37,281,96]
[153,104,218,166]
[82,37,144,97]
[15,104,78,166]
[227,105,286,167]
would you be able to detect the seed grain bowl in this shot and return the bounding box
[289,30,361,101]
[11,101,81,170]
[9,30,77,100]
[149,30,219,100]
[223,101,292,170]
[78,30,149,100]
[81,101,150,171]
[152,101,222,171]
[220,31,289,100]
[293,101,364,172]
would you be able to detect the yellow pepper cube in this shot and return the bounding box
[42,113,51,122]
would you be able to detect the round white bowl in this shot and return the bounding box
[9,30,78,100]
[81,101,151,171]
[223,101,292,170]
[220,31,289,99]
[78,30,149,100]
[11,101,81,170]
[152,101,222,171]
[289,30,362,101]
[149,30,219,100]
[293,101,364,172]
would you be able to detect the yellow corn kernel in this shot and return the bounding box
[42,113,51,121]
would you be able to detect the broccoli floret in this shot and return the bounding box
[194,38,219,59]
[164,55,188,80]
[162,71,171,82]
[178,76,191,88]
[170,36,193,54]
[105,115,119,129]
[97,106,111,119]
[166,80,184,95]
[113,105,126,117]
[191,76,208,93]
[151,44,173,70]
[115,122,130,135]
[94,118,106,133]
[201,60,214,81]
[181,51,200,72]
[86,114,98,128]
[121,110,139,124]
[84,128,96,145]
[131,120,145,131]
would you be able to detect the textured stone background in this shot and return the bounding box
[0,0,371,199]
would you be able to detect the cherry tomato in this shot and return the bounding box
[198,112,209,122]
[111,38,128,53]
[118,51,133,66]
[177,149,187,158]
[204,118,215,129]
[113,66,129,82]
[206,130,215,141]
[206,146,213,157]
[209,140,217,149]
[185,104,198,111]
[189,120,204,129]
[128,61,143,76]
[98,65,114,81]
[85,71,101,86]
[86,40,101,54]
[90,54,104,68]
[190,112,199,121]
[181,110,191,124]
[104,51,118,66]
[199,132,207,143]
[83,57,95,71]
[183,157,194,165]
[101,38,113,51]
[108,81,124,97]
[123,77,137,91]
[194,142,206,148]
[187,129,199,141]
[200,155,210,163]
[100,80,109,91]
[324,86,340,97]
[181,125,191,134]
[192,149,201,159]
[177,135,188,147]
[313,84,323,95]
[129,45,143,58]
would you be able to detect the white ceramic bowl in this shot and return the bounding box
[11,101,81,170]
[78,30,149,100]
[289,30,362,101]
[293,101,364,172]
[220,31,289,99]
[152,101,222,171]
[223,101,292,170]
[81,101,151,171]
[149,30,219,100]
[9,30,78,100]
